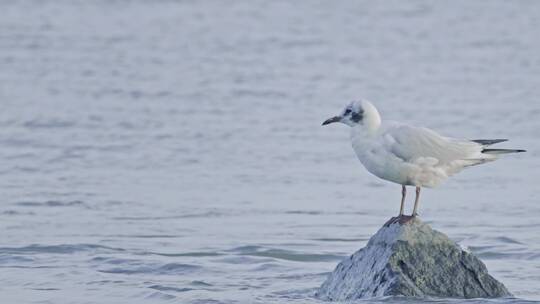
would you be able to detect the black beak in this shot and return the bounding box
[322,116,341,126]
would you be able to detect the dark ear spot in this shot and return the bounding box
[351,109,364,123]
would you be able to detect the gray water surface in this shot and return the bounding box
[0,1,539,303]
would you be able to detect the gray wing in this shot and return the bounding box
[382,125,482,164]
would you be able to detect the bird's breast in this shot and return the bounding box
[351,137,411,185]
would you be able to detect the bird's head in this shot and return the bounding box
[322,100,381,130]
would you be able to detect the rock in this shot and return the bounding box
[316,216,512,300]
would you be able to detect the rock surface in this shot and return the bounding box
[317,217,512,300]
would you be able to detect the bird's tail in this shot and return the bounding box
[481,148,526,154]
[472,139,508,146]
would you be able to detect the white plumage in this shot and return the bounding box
[352,123,491,188]
[323,100,525,217]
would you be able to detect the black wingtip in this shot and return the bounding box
[482,148,526,154]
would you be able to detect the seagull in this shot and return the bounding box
[322,100,525,218]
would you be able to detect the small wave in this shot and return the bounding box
[366,181,386,188]
[493,236,524,245]
[285,210,322,215]
[14,200,87,208]
[270,287,320,300]
[474,250,540,260]
[90,257,137,265]
[312,237,368,242]
[1,210,35,216]
[227,245,345,262]
[113,211,224,221]
[23,119,76,129]
[0,255,34,263]
[0,244,124,255]
[145,291,176,301]
[214,256,274,264]
[467,245,496,252]
[120,234,184,239]
[231,89,287,99]
[251,263,289,271]
[148,285,193,293]
[146,251,223,257]
[0,265,58,269]
[86,280,125,285]
[190,299,227,304]
[190,280,212,287]
[276,272,331,280]
[226,245,259,253]
[99,263,201,275]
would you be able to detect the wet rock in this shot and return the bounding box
[317,216,511,300]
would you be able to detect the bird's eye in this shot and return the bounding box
[344,109,352,115]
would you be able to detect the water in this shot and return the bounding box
[0,1,539,303]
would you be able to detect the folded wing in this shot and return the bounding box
[383,125,482,165]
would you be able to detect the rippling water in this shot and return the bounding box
[1,1,539,303]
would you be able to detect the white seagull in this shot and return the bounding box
[322,100,525,218]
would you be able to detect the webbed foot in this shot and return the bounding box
[384,214,416,226]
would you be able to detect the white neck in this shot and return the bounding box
[361,101,382,134]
